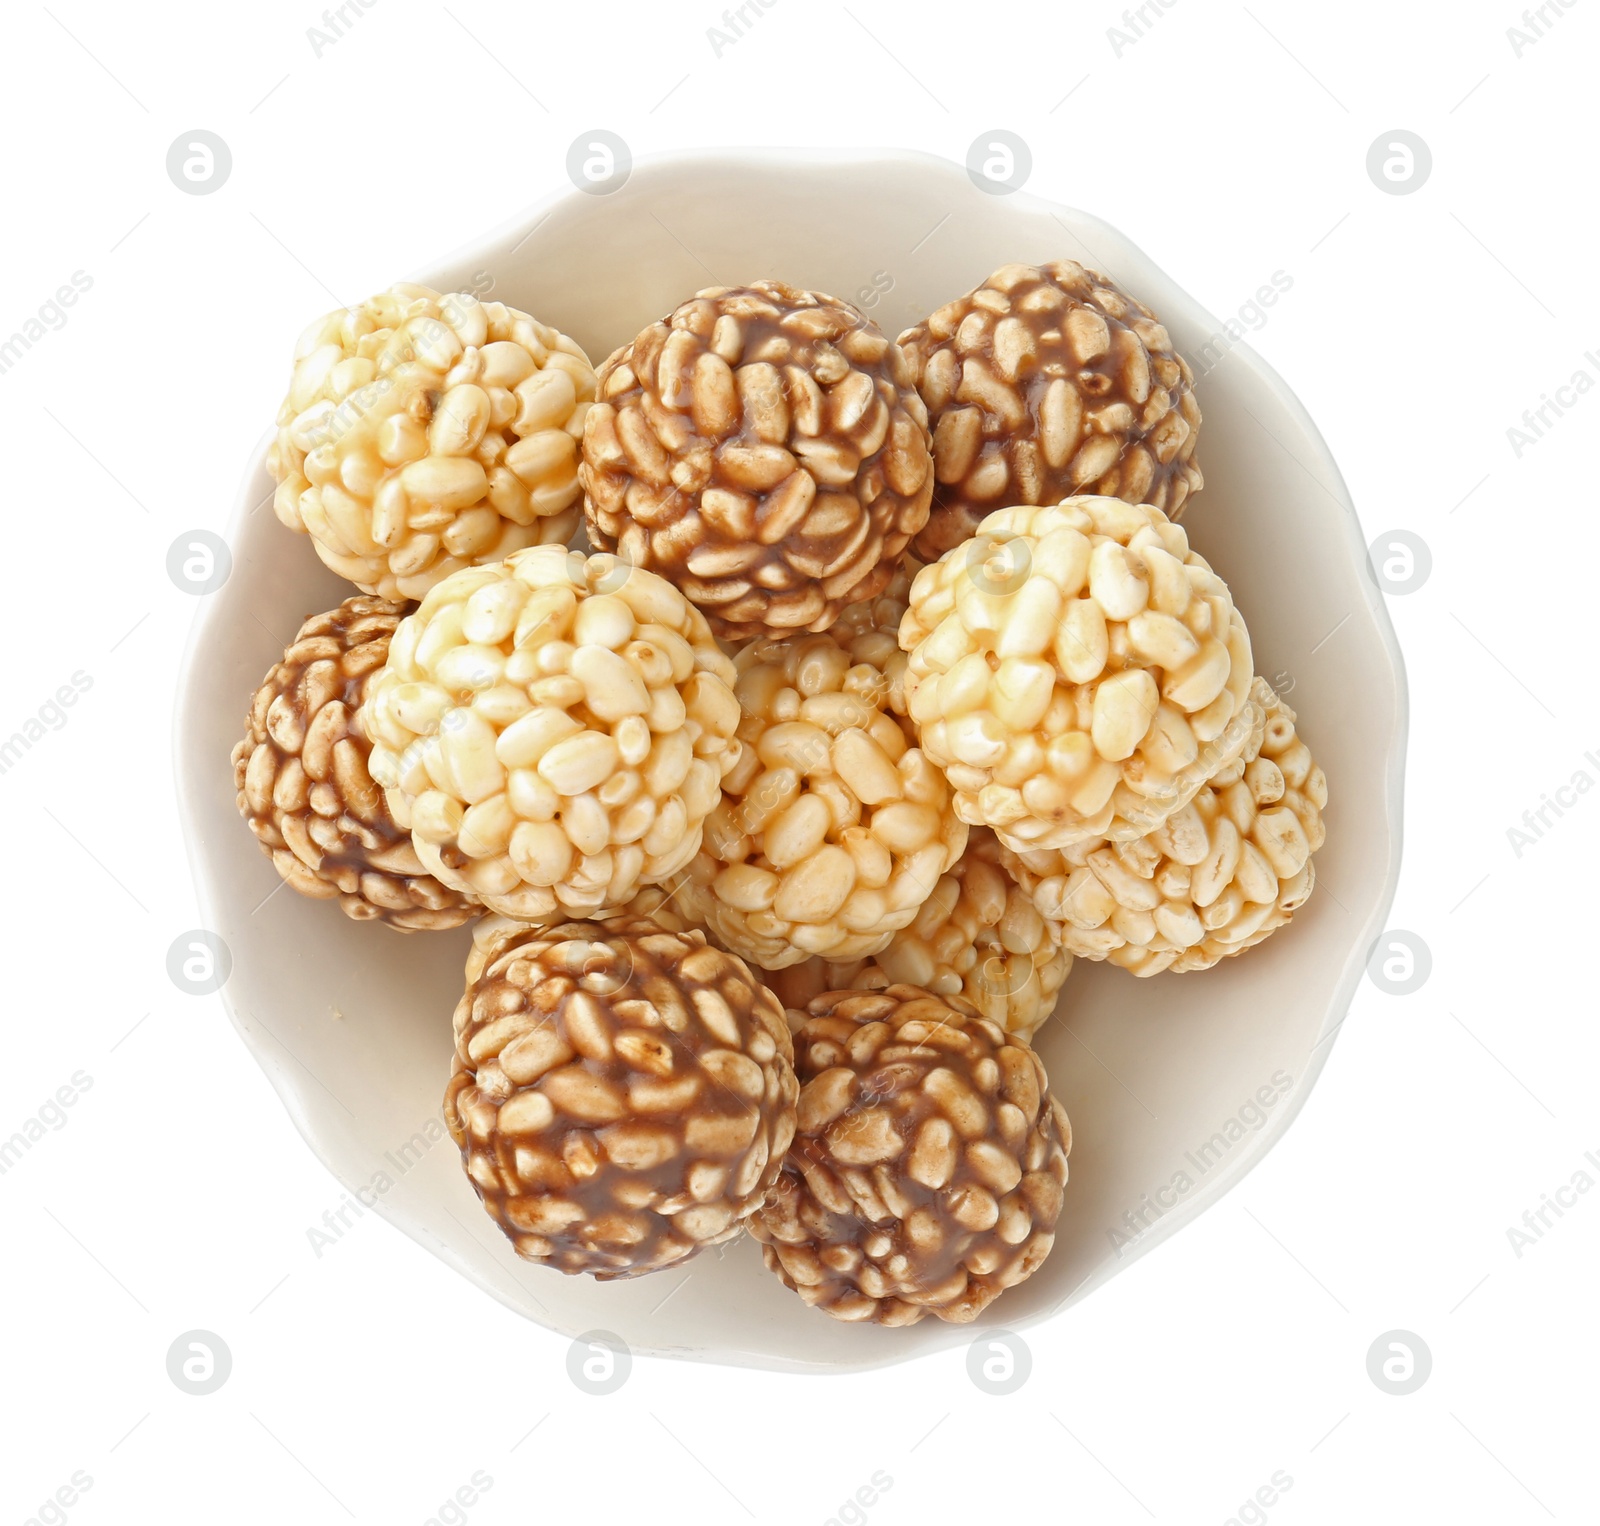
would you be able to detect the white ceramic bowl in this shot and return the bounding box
[176,148,1405,1373]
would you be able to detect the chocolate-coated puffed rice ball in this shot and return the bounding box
[1000,681,1326,974]
[269,284,595,599]
[768,829,1070,1040]
[580,281,934,640]
[364,546,742,921]
[671,631,966,969]
[444,917,798,1278]
[899,261,1202,560]
[751,986,1070,1324]
[901,496,1259,851]
[232,597,477,930]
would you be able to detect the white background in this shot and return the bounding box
[2,0,1596,1522]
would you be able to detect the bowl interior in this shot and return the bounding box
[177,148,1404,1372]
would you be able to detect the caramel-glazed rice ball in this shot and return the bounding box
[670,631,967,969]
[765,830,1070,1040]
[232,597,477,930]
[901,496,1259,851]
[445,918,798,1277]
[1000,681,1326,974]
[580,280,934,640]
[899,260,1203,560]
[751,986,1070,1324]
[269,284,594,599]
[364,546,742,921]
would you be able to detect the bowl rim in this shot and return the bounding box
[173,143,1408,1370]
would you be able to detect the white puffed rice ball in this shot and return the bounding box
[269,283,595,599]
[900,495,1258,852]
[364,546,741,920]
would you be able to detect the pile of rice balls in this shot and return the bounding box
[234,265,1326,1326]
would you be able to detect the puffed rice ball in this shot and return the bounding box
[901,496,1259,851]
[364,546,742,921]
[751,986,1069,1324]
[580,280,934,641]
[670,631,967,969]
[899,260,1203,560]
[766,830,1070,1040]
[268,283,595,599]
[445,917,798,1278]
[232,597,477,930]
[1001,681,1326,974]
